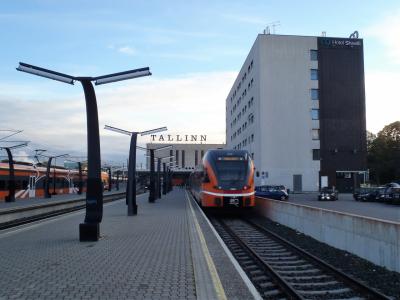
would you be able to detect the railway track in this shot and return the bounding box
[0,192,128,231]
[210,217,390,300]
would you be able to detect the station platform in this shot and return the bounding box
[0,187,126,211]
[0,189,260,300]
[289,192,400,223]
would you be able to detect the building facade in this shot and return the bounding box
[226,34,367,192]
[146,143,225,171]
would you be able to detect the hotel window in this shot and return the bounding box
[251,134,254,142]
[312,129,320,140]
[170,150,173,163]
[175,150,179,167]
[310,50,318,61]
[312,149,320,160]
[311,89,319,100]
[181,150,185,168]
[311,69,318,80]
[195,150,198,166]
[201,150,204,159]
[311,109,319,120]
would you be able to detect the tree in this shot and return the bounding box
[367,121,400,184]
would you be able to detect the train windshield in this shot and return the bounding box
[215,160,247,182]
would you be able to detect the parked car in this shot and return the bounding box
[382,187,400,204]
[353,187,382,202]
[318,187,338,201]
[255,185,289,200]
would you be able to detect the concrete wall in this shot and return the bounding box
[256,197,400,272]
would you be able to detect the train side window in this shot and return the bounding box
[256,171,260,177]
[0,180,5,190]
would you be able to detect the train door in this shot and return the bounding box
[28,176,36,198]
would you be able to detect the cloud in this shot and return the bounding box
[365,70,400,133]
[364,10,400,64]
[118,46,136,56]
[0,71,236,164]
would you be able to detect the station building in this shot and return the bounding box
[225,33,367,192]
[146,142,225,171]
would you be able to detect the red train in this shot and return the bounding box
[189,149,255,208]
[0,162,110,201]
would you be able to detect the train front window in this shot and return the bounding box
[215,160,247,182]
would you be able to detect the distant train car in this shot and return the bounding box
[189,149,255,208]
[0,161,99,201]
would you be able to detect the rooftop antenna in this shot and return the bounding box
[264,21,280,34]
[349,30,359,39]
[322,31,327,37]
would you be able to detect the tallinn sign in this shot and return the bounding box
[150,134,207,142]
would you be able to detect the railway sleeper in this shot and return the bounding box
[296,287,352,296]
[268,260,308,266]
[258,251,293,257]
[290,280,340,287]
[277,268,321,275]
[262,289,284,297]
[269,263,315,270]
[283,274,332,281]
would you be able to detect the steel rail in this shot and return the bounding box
[216,217,304,300]
[244,218,390,300]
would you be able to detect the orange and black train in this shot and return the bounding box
[189,149,255,208]
[0,162,110,201]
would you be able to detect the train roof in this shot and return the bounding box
[0,162,80,174]
[204,149,251,159]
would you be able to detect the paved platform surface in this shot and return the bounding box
[0,189,257,299]
[0,187,126,211]
[288,192,400,223]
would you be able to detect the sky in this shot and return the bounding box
[0,0,399,166]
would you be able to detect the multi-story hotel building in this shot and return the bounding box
[226,33,367,192]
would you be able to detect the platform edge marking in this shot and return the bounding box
[186,192,227,300]
[187,191,263,300]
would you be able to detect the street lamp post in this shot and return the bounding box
[0,142,28,202]
[78,162,83,194]
[43,154,69,198]
[157,158,162,199]
[108,167,112,191]
[17,62,151,241]
[145,151,173,202]
[104,125,167,215]
[162,163,167,195]
[149,149,156,203]
[116,171,120,191]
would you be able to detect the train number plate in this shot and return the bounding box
[229,197,239,205]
